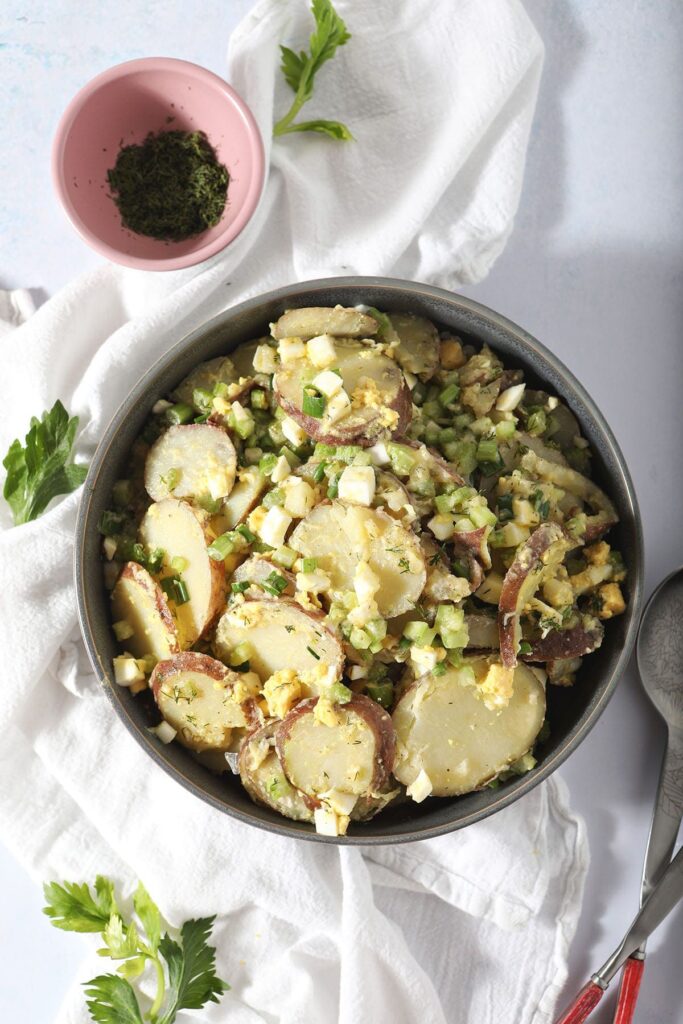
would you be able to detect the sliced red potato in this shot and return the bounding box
[272,306,378,340]
[498,522,572,668]
[275,339,411,446]
[351,786,401,821]
[516,432,569,468]
[275,694,395,800]
[228,337,266,378]
[421,536,472,603]
[231,556,296,599]
[213,465,267,532]
[172,356,236,408]
[388,313,440,377]
[519,450,618,542]
[151,653,259,752]
[239,721,314,822]
[464,614,500,649]
[523,620,604,661]
[145,424,237,503]
[289,500,426,617]
[214,599,343,689]
[392,660,545,797]
[138,499,227,647]
[452,524,491,572]
[111,562,180,661]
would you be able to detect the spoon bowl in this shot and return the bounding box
[637,567,683,728]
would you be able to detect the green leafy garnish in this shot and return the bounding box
[274,0,353,141]
[43,876,228,1024]
[3,399,87,525]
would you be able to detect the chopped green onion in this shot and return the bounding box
[439,382,460,406]
[169,556,187,574]
[422,400,443,420]
[434,493,454,515]
[328,681,352,704]
[250,389,268,410]
[411,381,428,406]
[402,621,437,647]
[306,645,321,660]
[476,438,499,465]
[424,421,441,445]
[98,510,125,535]
[365,680,394,709]
[146,548,165,575]
[519,641,533,655]
[166,403,194,425]
[349,627,372,650]
[301,557,318,573]
[432,662,447,676]
[279,445,301,468]
[327,473,341,499]
[302,388,326,418]
[532,489,550,521]
[192,387,214,413]
[451,557,470,579]
[196,494,223,514]
[526,409,547,436]
[272,545,297,569]
[495,419,517,441]
[468,504,497,528]
[386,442,416,477]
[207,534,235,561]
[259,453,277,476]
[228,642,252,668]
[262,571,289,596]
[236,524,257,543]
[231,581,250,594]
[313,443,337,460]
[160,467,180,492]
[313,461,328,483]
[262,488,284,509]
[161,575,189,605]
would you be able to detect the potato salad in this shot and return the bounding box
[101,305,627,835]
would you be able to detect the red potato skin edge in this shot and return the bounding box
[275,695,395,794]
[150,651,233,701]
[115,561,181,654]
[275,376,412,448]
[272,308,379,341]
[523,622,604,662]
[239,722,318,815]
[497,522,569,669]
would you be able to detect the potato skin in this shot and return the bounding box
[239,721,315,821]
[111,561,180,660]
[151,651,230,698]
[523,621,604,662]
[498,522,570,668]
[272,307,378,340]
[275,695,395,795]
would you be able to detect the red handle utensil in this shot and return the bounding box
[553,980,604,1024]
[612,954,645,1024]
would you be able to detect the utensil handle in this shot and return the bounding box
[612,955,645,1024]
[553,980,604,1024]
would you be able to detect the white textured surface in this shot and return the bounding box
[1,2,682,1023]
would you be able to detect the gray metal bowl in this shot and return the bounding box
[75,278,644,844]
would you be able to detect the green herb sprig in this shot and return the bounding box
[43,875,229,1024]
[274,0,353,141]
[2,400,87,525]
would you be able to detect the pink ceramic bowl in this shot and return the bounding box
[52,57,265,271]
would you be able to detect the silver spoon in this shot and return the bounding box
[554,567,683,1024]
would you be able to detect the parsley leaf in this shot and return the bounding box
[43,876,117,932]
[83,975,144,1024]
[158,918,229,1023]
[274,0,352,140]
[2,399,87,525]
[43,877,228,1024]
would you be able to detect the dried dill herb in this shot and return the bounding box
[107,130,229,242]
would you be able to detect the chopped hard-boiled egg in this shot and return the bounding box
[283,478,316,518]
[206,466,233,501]
[406,768,433,803]
[495,383,526,412]
[338,465,376,506]
[281,416,308,447]
[322,789,358,816]
[314,697,341,727]
[478,663,515,710]
[325,389,352,424]
[427,513,455,541]
[263,668,302,719]
[312,369,343,397]
[253,343,278,374]
[314,805,349,836]
[307,334,338,368]
[149,721,177,744]
[103,536,118,561]
[409,645,441,676]
[296,568,331,594]
[258,505,293,548]
[368,442,390,466]
[271,454,292,484]
[278,337,306,364]
[113,655,145,687]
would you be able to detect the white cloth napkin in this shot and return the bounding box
[0,2,588,1022]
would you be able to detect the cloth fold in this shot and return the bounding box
[0,3,587,1022]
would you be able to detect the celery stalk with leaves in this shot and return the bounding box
[274,0,353,140]
[43,875,229,1024]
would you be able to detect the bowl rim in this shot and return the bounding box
[51,56,266,271]
[75,276,644,844]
